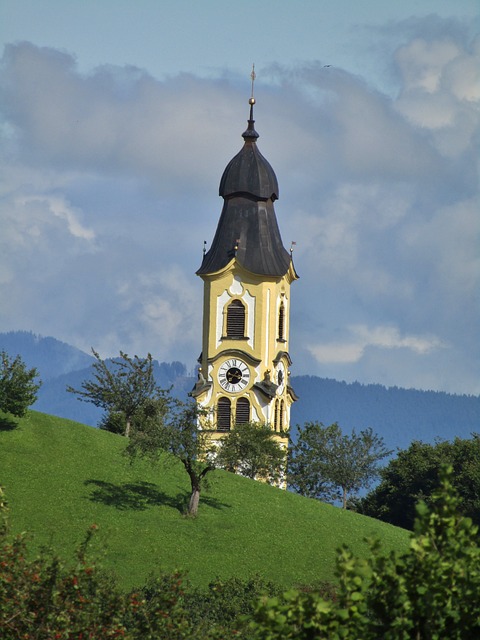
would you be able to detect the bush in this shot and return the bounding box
[0,522,127,638]
[248,466,480,639]
[182,575,283,636]
[4,468,478,638]
[0,487,210,639]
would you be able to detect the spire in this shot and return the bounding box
[242,64,259,140]
[197,69,294,278]
[218,68,278,201]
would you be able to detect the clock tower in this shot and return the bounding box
[191,90,298,455]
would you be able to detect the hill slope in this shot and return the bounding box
[0,411,408,590]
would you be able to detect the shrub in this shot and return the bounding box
[248,466,480,639]
[182,575,284,636]
[0,486,216,639]
[0,523,128,638]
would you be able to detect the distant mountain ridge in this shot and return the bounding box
[0,330,95,380]
[289,376,479,451]
[0,331,192,426]
[1,331,479,451]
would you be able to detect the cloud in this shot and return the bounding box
[17,195,95,241]
[0,20,478,395]
[395,37,461,93]
[0,183,96,298]
[112,267,201,361]
[394,33,480,158]
[0,42,239,189]
[309,324,444,365]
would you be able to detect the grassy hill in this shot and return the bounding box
[1,411,409,591]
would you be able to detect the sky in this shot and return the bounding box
[0,0,479,395]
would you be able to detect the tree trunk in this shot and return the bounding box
[342,486,348,510]
[182,460,213,518]
[125,418,131,438]
[187,486,201,518]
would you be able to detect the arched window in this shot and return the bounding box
[226,300,245,338]
[274,400,279,432]
[278,302,285,341]
[217,397,231,432]
[235,397,250,425]
[279,400,284,430]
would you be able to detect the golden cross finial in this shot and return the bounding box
[250,64,256,105]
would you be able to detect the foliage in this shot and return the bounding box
[192,575,282,628]
[67,349,165,437]
[0,546,195,640]
[358,434,480,529]
[3,459,479,639]
[99,409,129,435]
[249,466,480,639]
[0,488,234,639]
[0,524,127,638]
[126,399,216,517]
[138,575,281,640]
[216,421,287,483]
[0,351,41,418]
[288,422,392,508]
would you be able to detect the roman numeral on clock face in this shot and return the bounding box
[218,358,250,391]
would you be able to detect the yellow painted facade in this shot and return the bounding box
[193,254,297,448]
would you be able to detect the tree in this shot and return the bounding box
[287,422,340,504]
[249,466,480,639]
[288,422,392,509]
[126,399,216,518]
[0,351,41,418]
[216,421,286,484]
[358,434,480,529]
[67,349,162,437]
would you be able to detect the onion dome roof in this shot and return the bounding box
[197,98,292,278]
[219,107,279,201]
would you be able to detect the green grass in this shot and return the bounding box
[0,410,409,590]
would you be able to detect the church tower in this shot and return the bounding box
[191,86,298,453]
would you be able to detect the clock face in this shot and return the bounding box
[218,358,250,392]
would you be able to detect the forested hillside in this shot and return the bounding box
[1,331,478,452]
[0,330,94,378]
[290,376,480,451]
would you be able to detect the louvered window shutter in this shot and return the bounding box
[235,398,250,425]
[279,400,284,430]
[278,303,285,340]
[217,397,231,432]
[227,300,245,338]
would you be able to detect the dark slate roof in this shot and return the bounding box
[219,128,279,201]
[197,107,292,277]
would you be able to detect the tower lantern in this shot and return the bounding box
[191,85,298,462]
